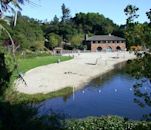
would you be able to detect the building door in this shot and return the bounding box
[116,46,121,51]
[97,47,102,52]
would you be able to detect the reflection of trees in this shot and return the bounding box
[0,101,67,130]
[62,91,73,102]
[133,79,151,121]
[127,53,151,121]
[90,69,116,87]
[90,62,127,87]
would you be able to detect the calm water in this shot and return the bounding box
[37,63,151,120]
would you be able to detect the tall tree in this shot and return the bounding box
[124,4,139,24]
[124,5,139,49]
[61,3,70,23]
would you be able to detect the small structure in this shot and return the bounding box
[53,47,63,55]
[85,34,126,52]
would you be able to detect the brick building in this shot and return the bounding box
[85,35,126,52]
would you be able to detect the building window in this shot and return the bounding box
[117,41,119,43]
[98,41,101,43]
[93,41,96,43]
[112,41,115,43]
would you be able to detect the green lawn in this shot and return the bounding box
[18,55,72,73]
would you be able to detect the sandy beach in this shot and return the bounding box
[15,51,135,94]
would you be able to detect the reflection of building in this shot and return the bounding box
[85,35,126,52]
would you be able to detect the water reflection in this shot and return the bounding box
[37,62,151,120]
[132,79,151,120]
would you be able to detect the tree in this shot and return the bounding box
[61,3,70,23]
[125,5,151,120]
[70,34,83,49]
[124,4,139,24]
[52,15,59,24]
[45,33,62,49]
[124,5,140,49]
[72,12,118,34]
[11,15,45,50]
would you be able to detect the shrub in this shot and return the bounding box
[65,116,151,130]
[0,46,15,96]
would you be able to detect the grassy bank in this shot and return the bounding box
[5,87,73,104]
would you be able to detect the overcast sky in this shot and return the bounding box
[20,0,151,25]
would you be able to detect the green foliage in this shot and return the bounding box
[52,15,59,24]
[146,9,151,24]
[125,23,150,48]
[124,5,151,49]
[46,33,62,49]
[65,116,151,130]
[12,15,45,50]
[59,23,78,42]
[72,12,118,34]
[127,52,151,80]
[0,100,67,130]
[70,34,84,48]
[61,3,70,23]
[124,5,139,24]
[5,87,73,104]
[124,5,151,122]
[126,53,151,120]
[43,9,119,49]
[16,50,51,58]
[0,46,15,96]
[0,20,11,42]
[66,116,126,130]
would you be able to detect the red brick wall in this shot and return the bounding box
[91,41,126,52]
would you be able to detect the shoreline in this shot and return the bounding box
[15,52,136,94]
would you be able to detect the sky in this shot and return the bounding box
[20,0,151,25]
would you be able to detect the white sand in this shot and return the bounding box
[15,52,135,94]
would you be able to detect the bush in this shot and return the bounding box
[65,116,151,130]
[16,50,52,59]
[0,46,15,96]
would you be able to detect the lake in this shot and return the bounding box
[37,62,151,120]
